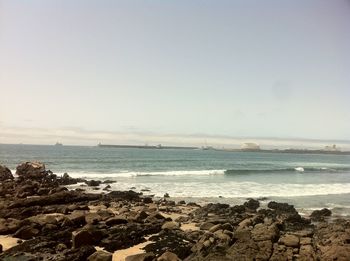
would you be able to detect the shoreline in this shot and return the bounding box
[1,162,350,260]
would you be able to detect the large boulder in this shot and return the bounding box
[0,165,13,181]
[244,199,260,211]
[251,223,279,242]
[72,230,94,248]
[267,201,296,214]
[310,208,332,221]
[16,162,46,179]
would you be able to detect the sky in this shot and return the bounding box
[0,0,350,147]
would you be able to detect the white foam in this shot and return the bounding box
[294,167,304,172]
[62,169,226,179]
[103,181,350,198]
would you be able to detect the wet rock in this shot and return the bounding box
[102,180,116,184]
[267,201,297,214]
[72,230,94,248]
[164,193,170,198]
[86,180,101,187]
[107,190,141,201]
[157,251,181,261]
[244,198,260,211]
[87,250,113,261]
[103,185,111,191]
[59,172,82,185]
[283,212,311,231]
[0,165,13,181]
[0,243,2,253]
[143,197,153,204]
[187,202,200,207]
[310,208,332,221]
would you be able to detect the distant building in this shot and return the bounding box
[241,142,260,151]
[324,144,340,152]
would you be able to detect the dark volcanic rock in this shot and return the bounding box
[107,190,141,201]
[9,190,101,208]
[102,180,116,184]
[143,197,153,204]
[267,201,296,214]
[310,208,332,221]
[244,199,260,211]
[85,180,101,187]
[0,165,13,181]
[144,230,194,259]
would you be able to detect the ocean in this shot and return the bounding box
[1,144,350,216]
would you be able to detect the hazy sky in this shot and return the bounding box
[1,0,350,146]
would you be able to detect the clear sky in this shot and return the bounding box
[1,0,349,146]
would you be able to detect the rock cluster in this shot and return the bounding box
[0,162,349,261]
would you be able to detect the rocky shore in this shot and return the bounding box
[0,162,350,261]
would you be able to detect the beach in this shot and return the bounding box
[1,161,350,260]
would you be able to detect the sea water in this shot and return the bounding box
[1,144,350,216]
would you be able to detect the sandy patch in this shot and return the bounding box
[180,222,199,231]
[112,240,153,261]
[0,235,20,251]
[160,212,186,221]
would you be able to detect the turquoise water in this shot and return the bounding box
[1,144,350,215]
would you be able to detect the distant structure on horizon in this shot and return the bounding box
[241,142,260,151]
[54,142,63,146]
[324,144,340,152]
